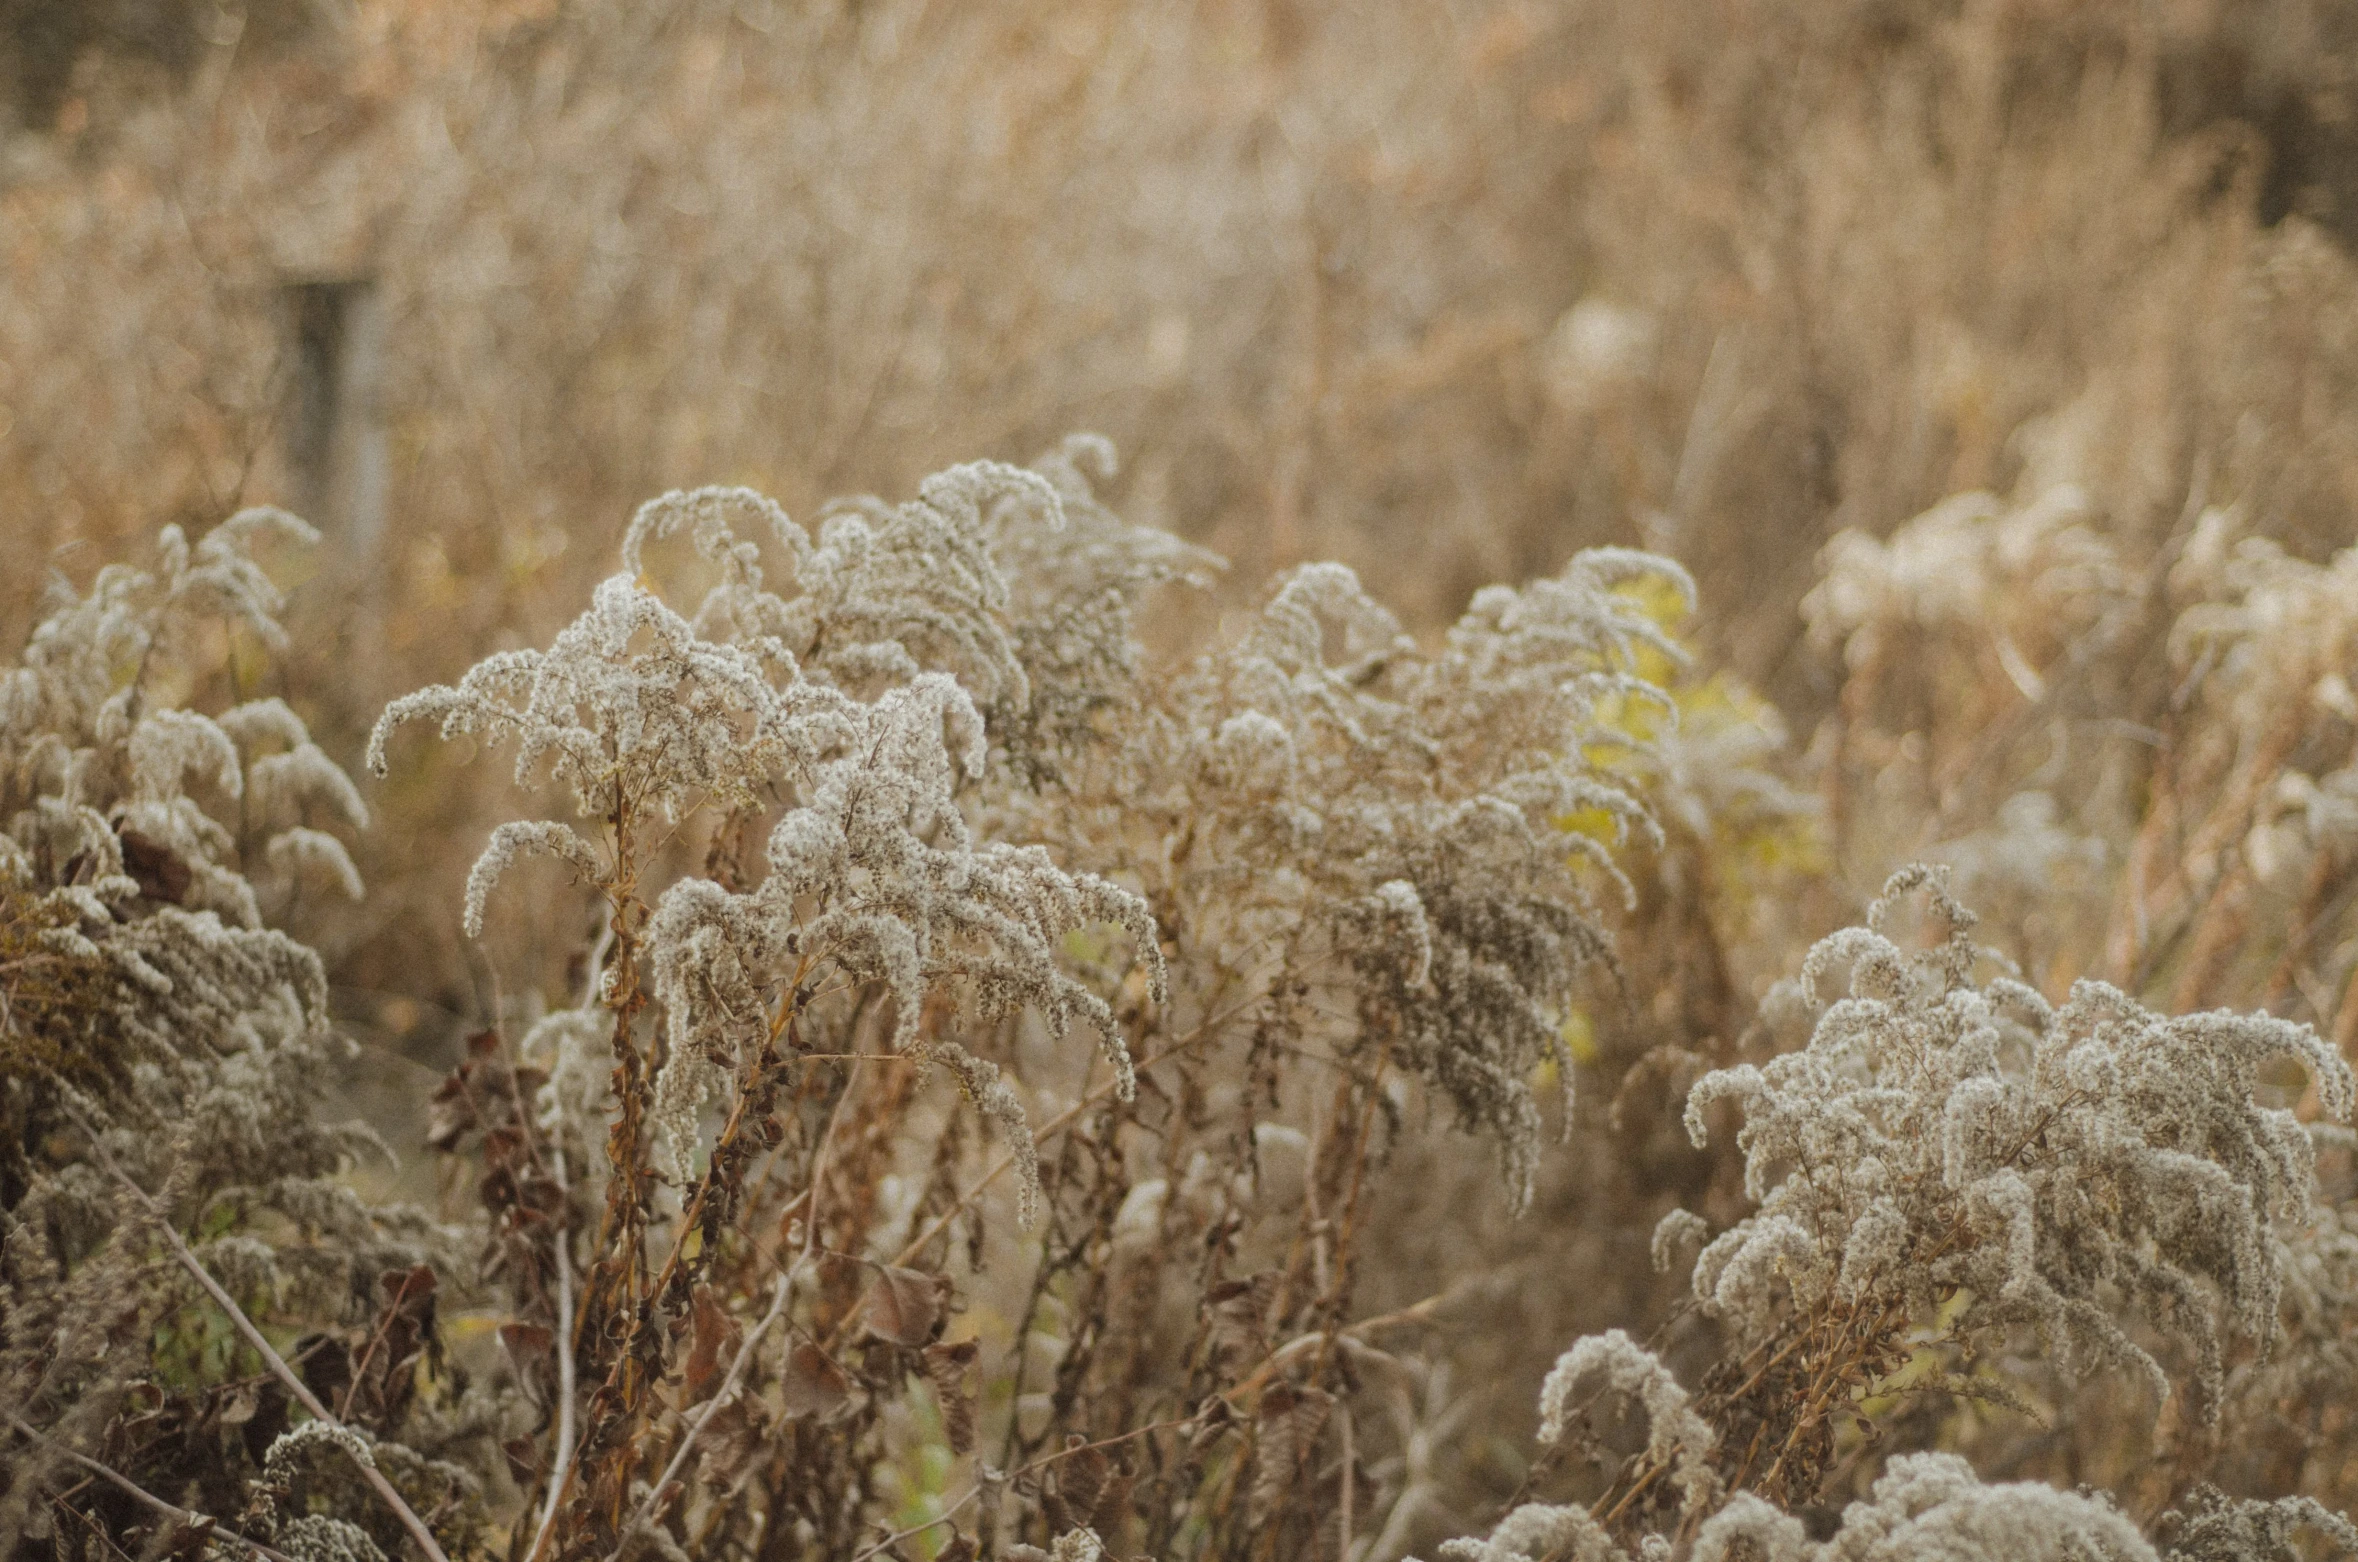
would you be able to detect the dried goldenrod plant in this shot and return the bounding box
[12,410,2358,1562]
[1,516,488,1562]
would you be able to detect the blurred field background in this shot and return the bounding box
[11,3,2358,1545]
[11,0,2358,985]
[0,0,2348,1208]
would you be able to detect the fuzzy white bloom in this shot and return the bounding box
[524,1007,614,1134]
[1425,1436,2198,1562]
[380,464,1170,1216]
[247,741,371,833]
[215,695,312,753]
[1649,1208,1710,1273]
[2163,1487,2358,1561]
[370,571,838,825]
[1535,1330,1716,1514]
[1805,486,2120,662]
[1818,1453,2152,1561]
[639,671,1162,1200]
[620,457,1080,717]
[1211,709,1296,793]
[464,821,605,939]
[262,1419,378,1482]
[0,511,465,1562]
[1688,1495,1811,1562]
[1677,865,2355,1419]
[275,1517,390,1562]
[1,510,353,1064]
[264,828,366,902]
[128,709,242,803]
[1048,543,1687,1211]
[1434,1502,1629,1562]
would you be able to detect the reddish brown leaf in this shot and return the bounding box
[1091,1463,1135,1537]
[921,1338,979,1455]
[695,1394,770,1495]
[345,1264,438,1431]
[502,1436,543,1487]
[1054,1432,1110,1527]
[498,1322,557,1411]
[117,828,190,904]
[780,1341,852,1420]
[860,1265,948,1349]
[683,1287,740,1403]
[1249,1381,1333,1528]
[1204,1270,1276,1378]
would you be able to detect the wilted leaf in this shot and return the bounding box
[696,1394,770,1494]
[1091,1462,1135,1537]
[499,1322,557,1411]
[1203,1271,1276,1378]
[502,1436,543,1487]
[424,1071,477,1153]
[683,1286,740,1403]
[339,1265,438,1431]
[780,1341,852,1420]
[1051,1433,1109,1531]
[922,1338,979,1454]
[861,1264,948,1349]
[1249,1381,1332,1528]
[118,828,190,904]
[295,1330,354,1413]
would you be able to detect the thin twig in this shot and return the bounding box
[879,989,1266,1277]
[523,920,609,1562]
[526,1142,579,1562]
[847,1409,1207,1562]
[1338,1404,1356,1562]
[846,1487,980,1562]
[3,1409,297,1562]
[607,1055,860,1560]
[338,1265,434,1424]
[69,1111,454,1562]
[611,1266,797,1551]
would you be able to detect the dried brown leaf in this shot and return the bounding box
[117,828,190,904]
[780,1341,853,1420]
[498,1322,557,1411]
[923,1338,980,1455]
[683,1286,741,1404]
[502,1436,542,1487]
[1055,1433,1110,1524]
[696,1394,771,1493]
[1249,1381,1332,1528]
[862,1264,948,1349]
[1204,1270,1276,1379]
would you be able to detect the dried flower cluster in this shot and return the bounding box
[18,5,2358,1559]
[9,420,2358,1562]
[1422,867,2354,1560]
[1,516,485,1562]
